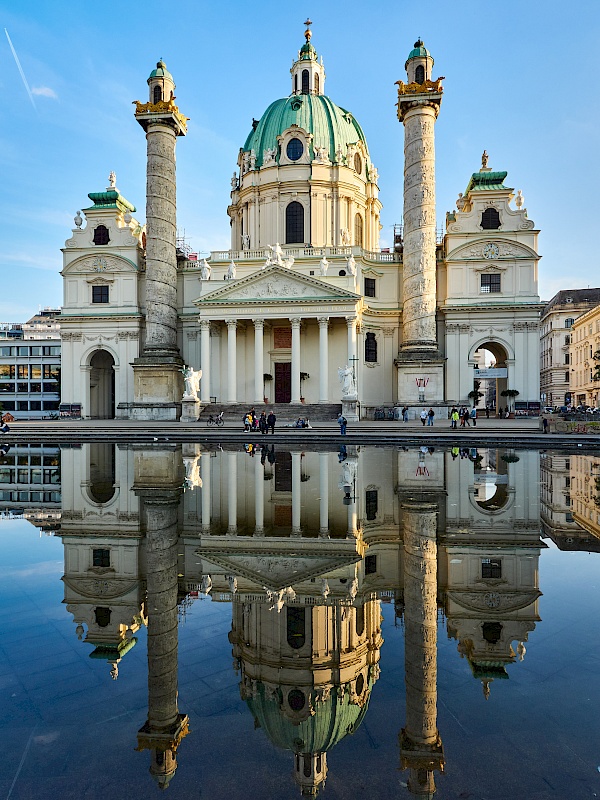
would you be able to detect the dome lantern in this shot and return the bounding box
[291,19,325,96]
[405,38,434,85]
[147,58,175,105]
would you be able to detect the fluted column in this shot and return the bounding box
[291,318,301,403]
[254,320,264,404]
[347,316,357,366]
[200,320,211,404]
[254,455,264,535]
[318,317,329,403]
[292,452,302,535]
[226,321,237,403]
[319,451,329,535]
[201,451,211,532]
[227,451,237,534]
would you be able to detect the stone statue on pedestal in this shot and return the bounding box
[181,366,201,400]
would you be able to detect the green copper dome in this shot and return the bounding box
[247,673,375,754]
[243,94,370,169]
[405,39,433,67]
[148,59,173,81]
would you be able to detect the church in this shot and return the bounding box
[59,26,542,420]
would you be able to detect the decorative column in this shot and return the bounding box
[291,452,302,535]
[227,451,237,534]
[254,320,264,404]
[130,61,187,421]
[395,41,445,405]
[226,321,237,404]
[318,317,329,403]
[134,450,188,790]
[399,492,445,796]
[254,456,264,535]
[200,320,211,404]
[291,318,302,403]
[347,316,357,366]
[319,451,329,536]
[201,451,211,532]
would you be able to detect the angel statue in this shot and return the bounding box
[267,242,285,266]
[319,256,329,276]
[181,366,202,400]
[346,254,356,275]
[183,453,202,490]
[338,365,356,398]
[199,258,211,280]
[226,259,237,280]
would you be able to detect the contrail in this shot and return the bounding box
[4,28,36,109]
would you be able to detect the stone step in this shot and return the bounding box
[199,403,342,423]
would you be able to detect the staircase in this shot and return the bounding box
[199,402,342,424]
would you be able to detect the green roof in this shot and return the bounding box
[405,39,432,66]
[247,670,375,754]
[465,170,509,194]
[148,59,173,81]
[299,41,317,60]
[84,190,136,214]
[88,637,137,660]
[243,94,370,169]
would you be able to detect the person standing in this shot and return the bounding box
[451,408,459,429]
[470,407,477,427]
[420,408,428,426]
[267,410,276,434]
[259,411,267,434]
[337,413,347,435]
[485,406,490,419]
[542,416,549,434]
[402,405,409,422]
[427,408,435,426]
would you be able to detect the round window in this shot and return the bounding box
[354,153,362,174]
[286,138,304,161]
[288,689,306,711]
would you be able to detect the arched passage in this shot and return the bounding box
[89,350,115,419]
[471,341,509,415]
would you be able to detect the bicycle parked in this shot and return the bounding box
[206,412,224,427]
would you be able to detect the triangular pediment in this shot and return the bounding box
[197,538,362,591]
[194,265,361,307]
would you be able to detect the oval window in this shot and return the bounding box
[354,153,362,174]
[288,689,306,711]
[287,138,304,161]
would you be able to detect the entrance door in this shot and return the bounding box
[275,362,291,403]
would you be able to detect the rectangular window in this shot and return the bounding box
[93,548,110,568]
[30,383,42,393]
[565,371,570,382]
[17,382,28,393]
[564,354,570,365]
[17,469,29,484]
[0,347,14,356]
[364,278,376,298]
[0,383,15,393]
[29,347,41,356]
[92,285,109,304]
[365,489,378,521]
[17,365,29,379]
[17,347,29,357]
[43,383,58,393]
[29,401,41,410]
[2,401,15,411]
[0,468,13,483]
[481,558,502,579]
[30,366,41,379]
[0,365,15,378]
[365,554,377,574]
[17,401,28,411]
[43,400,60,411]
[42,346,60,356]
[481,274,501,293]
[565,477,571,488]
[43,365,60,380]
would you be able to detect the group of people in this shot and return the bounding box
[450,406,478,428]
[243,408,276,434]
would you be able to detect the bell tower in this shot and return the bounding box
[395,41,445,406]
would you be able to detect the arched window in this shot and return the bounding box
[94,607,111,628]
[286,201,304,244]
[314,73,320,94]
[355,605,365,637]
[294,74,298,93]
[415,64,425,84]
[482,622,503,644]
[481,207,501,230]
[365,332,377,363]
[93,225,110,245]
[302,69,309,94]
[153,85,162,104]
[287,606,306,649]
[354,213,363,247]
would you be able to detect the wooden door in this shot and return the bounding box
[275,362,291,403]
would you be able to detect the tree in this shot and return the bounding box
[468,379,484,408]
[500,389,520,411]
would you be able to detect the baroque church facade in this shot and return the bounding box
[60,28,542,419]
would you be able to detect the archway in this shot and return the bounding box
[88,443,116,503]
[472,342,509,416]
[89,350,115,419]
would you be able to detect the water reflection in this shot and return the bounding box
[4,443,600,796]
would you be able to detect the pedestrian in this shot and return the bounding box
[243,413,251,432]
[337,413,347,435]
[267,410,276,434]
[470,407,477,427]
[451,408,459,429]
[420,408,428,426]
[427,408,435,426]
[542,417,549,434]
[402,405,409,422]
[0,422,9,434]
[485,406,490,419]
[462,408,471,427]
[259,411,267,434]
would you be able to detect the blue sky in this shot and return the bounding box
[1,0,599,320]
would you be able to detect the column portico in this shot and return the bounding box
[318,317,329,403]
[226,321,237,404]
[291,318,302,404]
[200,320,211,404]
[254,320,264,404]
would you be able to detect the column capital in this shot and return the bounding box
[346,316,357,328]
[199,319,211,331]
[226,320,238,331]
[290,317,302,329]
[317,316,330,328]
[254,319,265,330]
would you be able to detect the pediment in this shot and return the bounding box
[62,254,138,275]
[197,538,362,591]
[446,239,538,262]
[62,576,140,599]
[446,589,541,614]
[194,265,361,307]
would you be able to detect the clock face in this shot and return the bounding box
[484,592,501,609]
[93,257,107,272]
[483,243,500,259]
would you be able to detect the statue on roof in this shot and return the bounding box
[481,150,489,169]
[108,170,116,188]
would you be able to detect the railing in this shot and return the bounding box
[204,245,401,265]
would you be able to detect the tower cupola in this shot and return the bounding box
[291,20,325,96]
[147,58,175,105]
[405,39,434,85]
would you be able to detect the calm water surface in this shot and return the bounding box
[0,444,599,799]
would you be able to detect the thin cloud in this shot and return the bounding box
[32,86,57,99]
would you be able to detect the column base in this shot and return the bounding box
[127,359,184,421]
[394,352,445,405]
[181,398,201,422]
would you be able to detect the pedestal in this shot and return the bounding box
[395,355,445,405]
[342,397,359,423]
[181,397,201,422]
[121,360,184,421]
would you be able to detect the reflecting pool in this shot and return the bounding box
[0,443,599,799]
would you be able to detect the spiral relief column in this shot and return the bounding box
[395,41,445,405]
[130,60,188,420]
